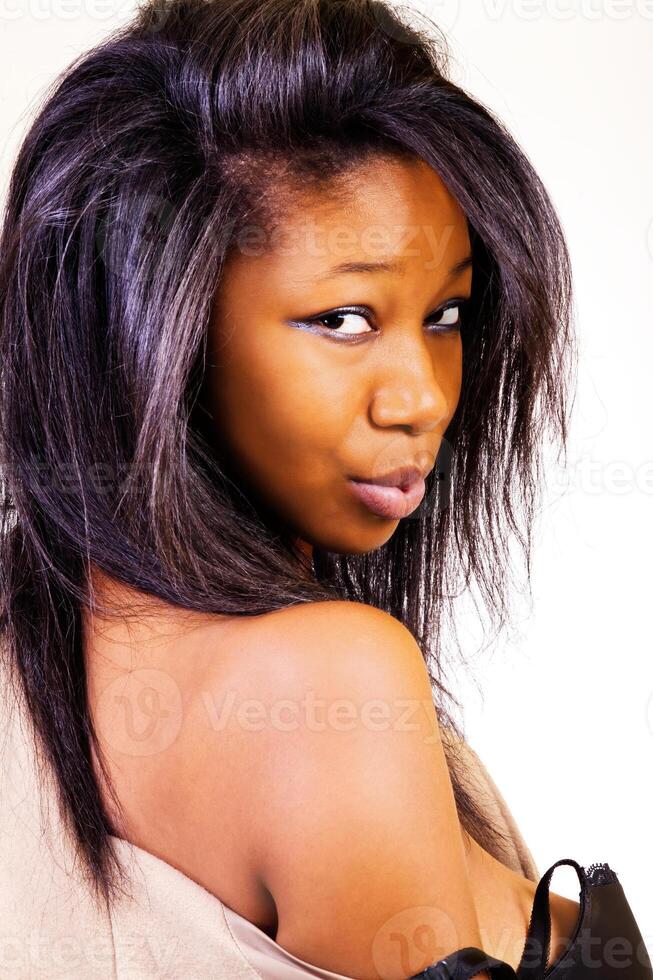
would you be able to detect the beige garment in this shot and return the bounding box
[0,656,538,980]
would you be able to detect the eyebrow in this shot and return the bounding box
[316,253,474,286]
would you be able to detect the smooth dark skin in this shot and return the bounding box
[84,158,579,979]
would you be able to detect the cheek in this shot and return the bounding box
[208,330,353,491]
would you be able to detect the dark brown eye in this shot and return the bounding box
[312,311,373,336]
[426,302,464,330]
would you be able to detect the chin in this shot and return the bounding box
[313,523,399,557]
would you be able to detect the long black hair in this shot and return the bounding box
[0,0,575,908]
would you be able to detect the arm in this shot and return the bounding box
[242,600,500,980]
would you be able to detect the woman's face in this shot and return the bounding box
[206,156,472,555]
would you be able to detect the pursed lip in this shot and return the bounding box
[347,464,431,520]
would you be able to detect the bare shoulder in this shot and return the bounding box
[196,598,442,785]
[205,600,482,979]
[230,598,436,700]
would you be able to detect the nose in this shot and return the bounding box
[369,344,451,434]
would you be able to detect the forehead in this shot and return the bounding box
[224,156,471,285]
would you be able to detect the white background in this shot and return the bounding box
[1,0,652,952]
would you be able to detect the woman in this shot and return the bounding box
[1,1,645,978]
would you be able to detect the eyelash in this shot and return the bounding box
[294,298,471,341]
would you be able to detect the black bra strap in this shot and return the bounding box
[407,945,519,979]
[516,858,586,979]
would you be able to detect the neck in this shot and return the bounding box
[294,537,314,561]
[288,535,318,584]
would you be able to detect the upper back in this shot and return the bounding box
[84,599,536,978]
[86,599,442,936]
